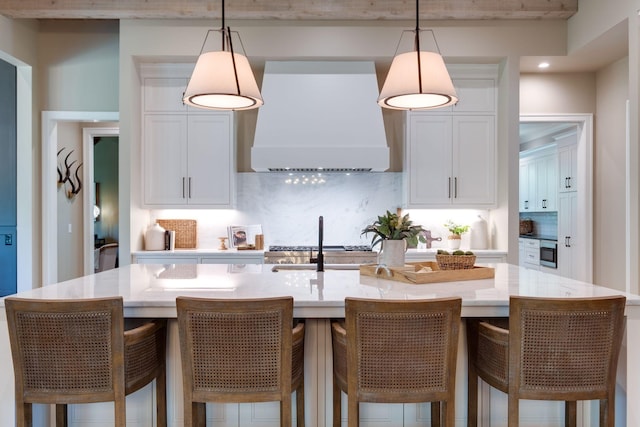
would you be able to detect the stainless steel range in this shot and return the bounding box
[264,245,378,265]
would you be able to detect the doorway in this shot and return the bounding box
[519,114,593,282]
[83,127,119,274]
[42,112,119,285]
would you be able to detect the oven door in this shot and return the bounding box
[539,240,557,268]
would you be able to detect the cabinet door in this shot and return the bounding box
[406,115,453,206]
[452,115,496,206]
[535,153,557,211]
[519,160,533,212]
[558,191,578,279]
[451,78,496,113]
[558,143,578,192]
[143,77,187,113]
[143,115,188,205]
[187,113,234,206]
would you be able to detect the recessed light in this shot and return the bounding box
[538,62,550,69]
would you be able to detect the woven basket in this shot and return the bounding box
[436,254,476,270]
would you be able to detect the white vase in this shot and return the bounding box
[145,223,166,251]
[379,240,407,267]
[447,235,461,250]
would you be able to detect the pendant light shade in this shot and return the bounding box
[184,50,263,110]
[183,1,263,111]
[378,50,458,110]
[378,0,458,110]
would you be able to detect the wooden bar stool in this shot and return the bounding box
[331,297,462,427]
[467,295,626,427]
[5,296,167,427]
[176,296,305,427]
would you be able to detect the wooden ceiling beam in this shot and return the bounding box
[0,0,577,21]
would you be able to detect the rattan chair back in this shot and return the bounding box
[176,296,305,427]
[332,297,462,427]
[467,295,625,427]
[5,296,167,427]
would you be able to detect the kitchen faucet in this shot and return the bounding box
[316,216,324,272]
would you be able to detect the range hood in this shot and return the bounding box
[251,61,389,172]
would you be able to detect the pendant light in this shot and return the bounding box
[377,0,458,110]
[183,0,263,110]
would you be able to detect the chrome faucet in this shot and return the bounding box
[422,230,442,249]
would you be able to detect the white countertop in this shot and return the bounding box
[3,263,636,318]
[132,248,265,256]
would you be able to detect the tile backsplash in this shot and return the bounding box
[149,172,489,250]
[519,211,558,238]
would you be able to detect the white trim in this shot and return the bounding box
[82,127,119,275]
[41,111,118,286]
[519,113,594,283]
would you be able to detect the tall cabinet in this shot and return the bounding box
[141,64,235,208]
[557,138,579,278]
[405,65,498,209]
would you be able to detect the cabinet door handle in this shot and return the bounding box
[448,177,451,199]
[542,199,547,209]
[454,177,458,198]
[524,200,529,210]
[567,177,572,189]
[565,177,569,188]
[188,177,192,199]
[182,177,186,199]
[565,236,571,247]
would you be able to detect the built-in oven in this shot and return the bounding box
[539,239,557,268]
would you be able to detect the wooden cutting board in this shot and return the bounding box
[359,261,494,284]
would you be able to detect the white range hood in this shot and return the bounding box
[251,61,389,172]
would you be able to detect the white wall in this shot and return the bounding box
[594,57,629,291]
[37,20,119,111]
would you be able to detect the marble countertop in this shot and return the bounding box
[3,263,636,318]
[132,248,265,256]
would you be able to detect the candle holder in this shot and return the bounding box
[218,237,228,250]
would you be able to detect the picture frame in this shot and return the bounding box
[227,224,263,248]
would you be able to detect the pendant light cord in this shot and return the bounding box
[414,0,423,94]
[220,0,242,97]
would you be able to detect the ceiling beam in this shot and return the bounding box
[0,0,577,21]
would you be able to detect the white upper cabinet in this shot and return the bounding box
[558,141,578,192]
[406,113,496,208]
[141,64,236,208]
[519,146,558,212]
[404,65,498,208]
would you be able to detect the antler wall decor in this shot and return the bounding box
[57,147,83,199]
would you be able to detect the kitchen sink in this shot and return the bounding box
[271,264,362,272]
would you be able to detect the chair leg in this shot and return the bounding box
[332,380,342,427]
[55,403,67,427]
[193,402,206,427]
[565,401,577,427]
[296,381,305,427]
[156,368,167,427]
[431,401,441,427]
[281,395,292,427]
[347,395,359,427]
[16,401,31,427]
[507,395,519,427]
[467,364,478,427]
[114,397,126,427]
[601,398,615,427]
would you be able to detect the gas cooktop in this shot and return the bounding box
[267,245,372,252]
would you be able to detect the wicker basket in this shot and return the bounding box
[436,254,476,270]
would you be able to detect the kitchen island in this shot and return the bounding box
[1,263,639,427]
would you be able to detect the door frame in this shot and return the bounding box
[82,127,119,275]
[42,111,119,286]
[519,113,593,283]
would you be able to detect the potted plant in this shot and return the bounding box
[444,220,470,250]
[362,210,426,267]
